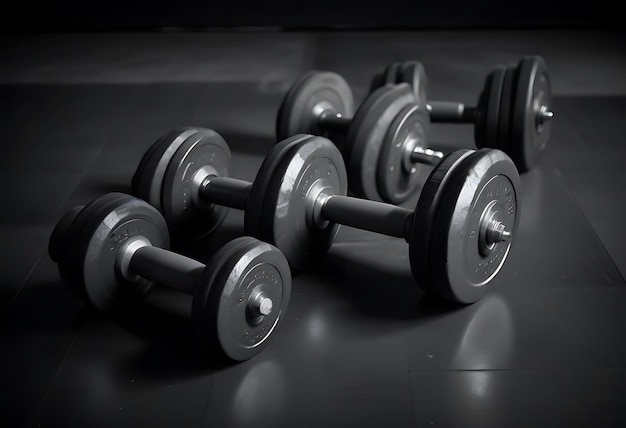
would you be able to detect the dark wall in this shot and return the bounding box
[3,0,626,32]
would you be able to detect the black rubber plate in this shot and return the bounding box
[398,60,428,103]
[409,149,475,295]
[510,56,552,172]
[475,66,506,151]
[496,65,517,159]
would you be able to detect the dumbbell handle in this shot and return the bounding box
[318,110,351,134]
[320,194,413,241]
[427,101,478,123]
[126,241,204,295]
[200,174,416,240]
[318,192,512,249]
[411,147,444,165]
[125,240,274,317]
[198,176,252,210]
[195,173,418,240]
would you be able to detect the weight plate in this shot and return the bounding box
[409,149,474,294]
[368,61,401,93]
[398,61,428,103]
[131,134,164,197]
[276,71,354,141]
[343,83,417,202]
[384,61,403,85]
[429,149,520,303]
[244,134,316,244]
[473,72,490,149]
[50,205,84,298]
[475,66,505,150]
[193,236,291,361]
[84,195,169,311]
[160,128,232,240]
[484,66,506,150]
[369,71,385,94]
[61,193,127,300]
[48,205,83,264]
[64,193,168,310]
[510,56,552,172]
[250,136,347,271]
[497,65,517,158]
[132,127,201,210]
[376,102,431,204]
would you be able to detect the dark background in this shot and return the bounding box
[3,1,626,31]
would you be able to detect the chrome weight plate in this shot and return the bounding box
[193,236,291,361]
[429,149,520,304]
[249,136,347,271]
[132,127,201,210]
[276,71,354,141]
[244,134,317,245]
[160,128,232,240]
[76,194,169,311]
[343,83,416,202]
[61,193,131,300]
[376,102,431,204]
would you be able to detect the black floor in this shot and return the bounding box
[1,30,626,427]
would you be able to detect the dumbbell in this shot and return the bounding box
[48,192,291,361]
[134,128,520,303]
[276,72,443,204]
[370,56,553,172]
